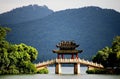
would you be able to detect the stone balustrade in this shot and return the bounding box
[35,58,103,68]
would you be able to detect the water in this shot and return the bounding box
[0,67,120,79]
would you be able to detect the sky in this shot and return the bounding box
[0,0,120,14]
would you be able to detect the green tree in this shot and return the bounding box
[111,36,120,67]
[0,27,11,40]
[92,46,112,67]
[0,26,38,74]
[92,36,120,68]
[112,36,120,52]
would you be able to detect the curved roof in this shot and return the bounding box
[53,50,83,54]
[56,41,79,50]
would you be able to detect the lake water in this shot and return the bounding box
[0,67,120,79]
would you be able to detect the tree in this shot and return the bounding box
[0,26,11,74]
[92,46,112,67]
[92,36,120,68]
[0,27,11,40]
[112,36,120,52]
[111,36,120,67]
[15,43,38,62]
[0,26,38,74]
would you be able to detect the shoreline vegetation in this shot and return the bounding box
[37,67,49,74]
[0,26,48,75]
[87,36,120,74]
[86,68,120,74]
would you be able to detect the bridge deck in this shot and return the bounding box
[35,58,104,69]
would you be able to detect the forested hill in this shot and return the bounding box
[5,6,120,62]
[0,5,53,25]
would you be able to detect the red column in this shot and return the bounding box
[71,54,74,59]
[76,53,78,59]
[62,54,64,59]
[57,54,60,59]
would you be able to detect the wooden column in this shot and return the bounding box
[55,63,62,74]
[74,63,80,74]
[76,53,78,59]
[62,54,64,59]
[57,54,60,59]
[71,54,74,59]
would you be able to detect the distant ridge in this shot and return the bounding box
[3,6,120,62]
[0,4,54,25]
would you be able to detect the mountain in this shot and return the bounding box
[5,6,120,62]
[0,5,53,25]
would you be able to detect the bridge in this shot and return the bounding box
[35,41,104,74]
[35,58,104,74]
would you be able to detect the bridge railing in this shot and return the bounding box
[55,58,103,68]
[35,58,103,68]
[35,59,55,67]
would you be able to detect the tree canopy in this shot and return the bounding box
[92,36,120,68]
[0,26,38,74]
[0,27,11,40]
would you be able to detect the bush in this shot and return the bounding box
[86,68,106,74]
[37,68,49,74]
[8,69,19,74]
[86,68,120,74]
[115,68,120,74]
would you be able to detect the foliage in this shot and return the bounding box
[86,68,120,74]
[37,68,49,74]
[92,47,112,67]
[0,27,11,40]
[86,68,106,74]
[0,26,38,74]
[92,36,120,68]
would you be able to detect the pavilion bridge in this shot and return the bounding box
[35,41,104,74]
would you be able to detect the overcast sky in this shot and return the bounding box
[0,0,120,14]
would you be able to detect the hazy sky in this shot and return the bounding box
[0,0,120,14]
